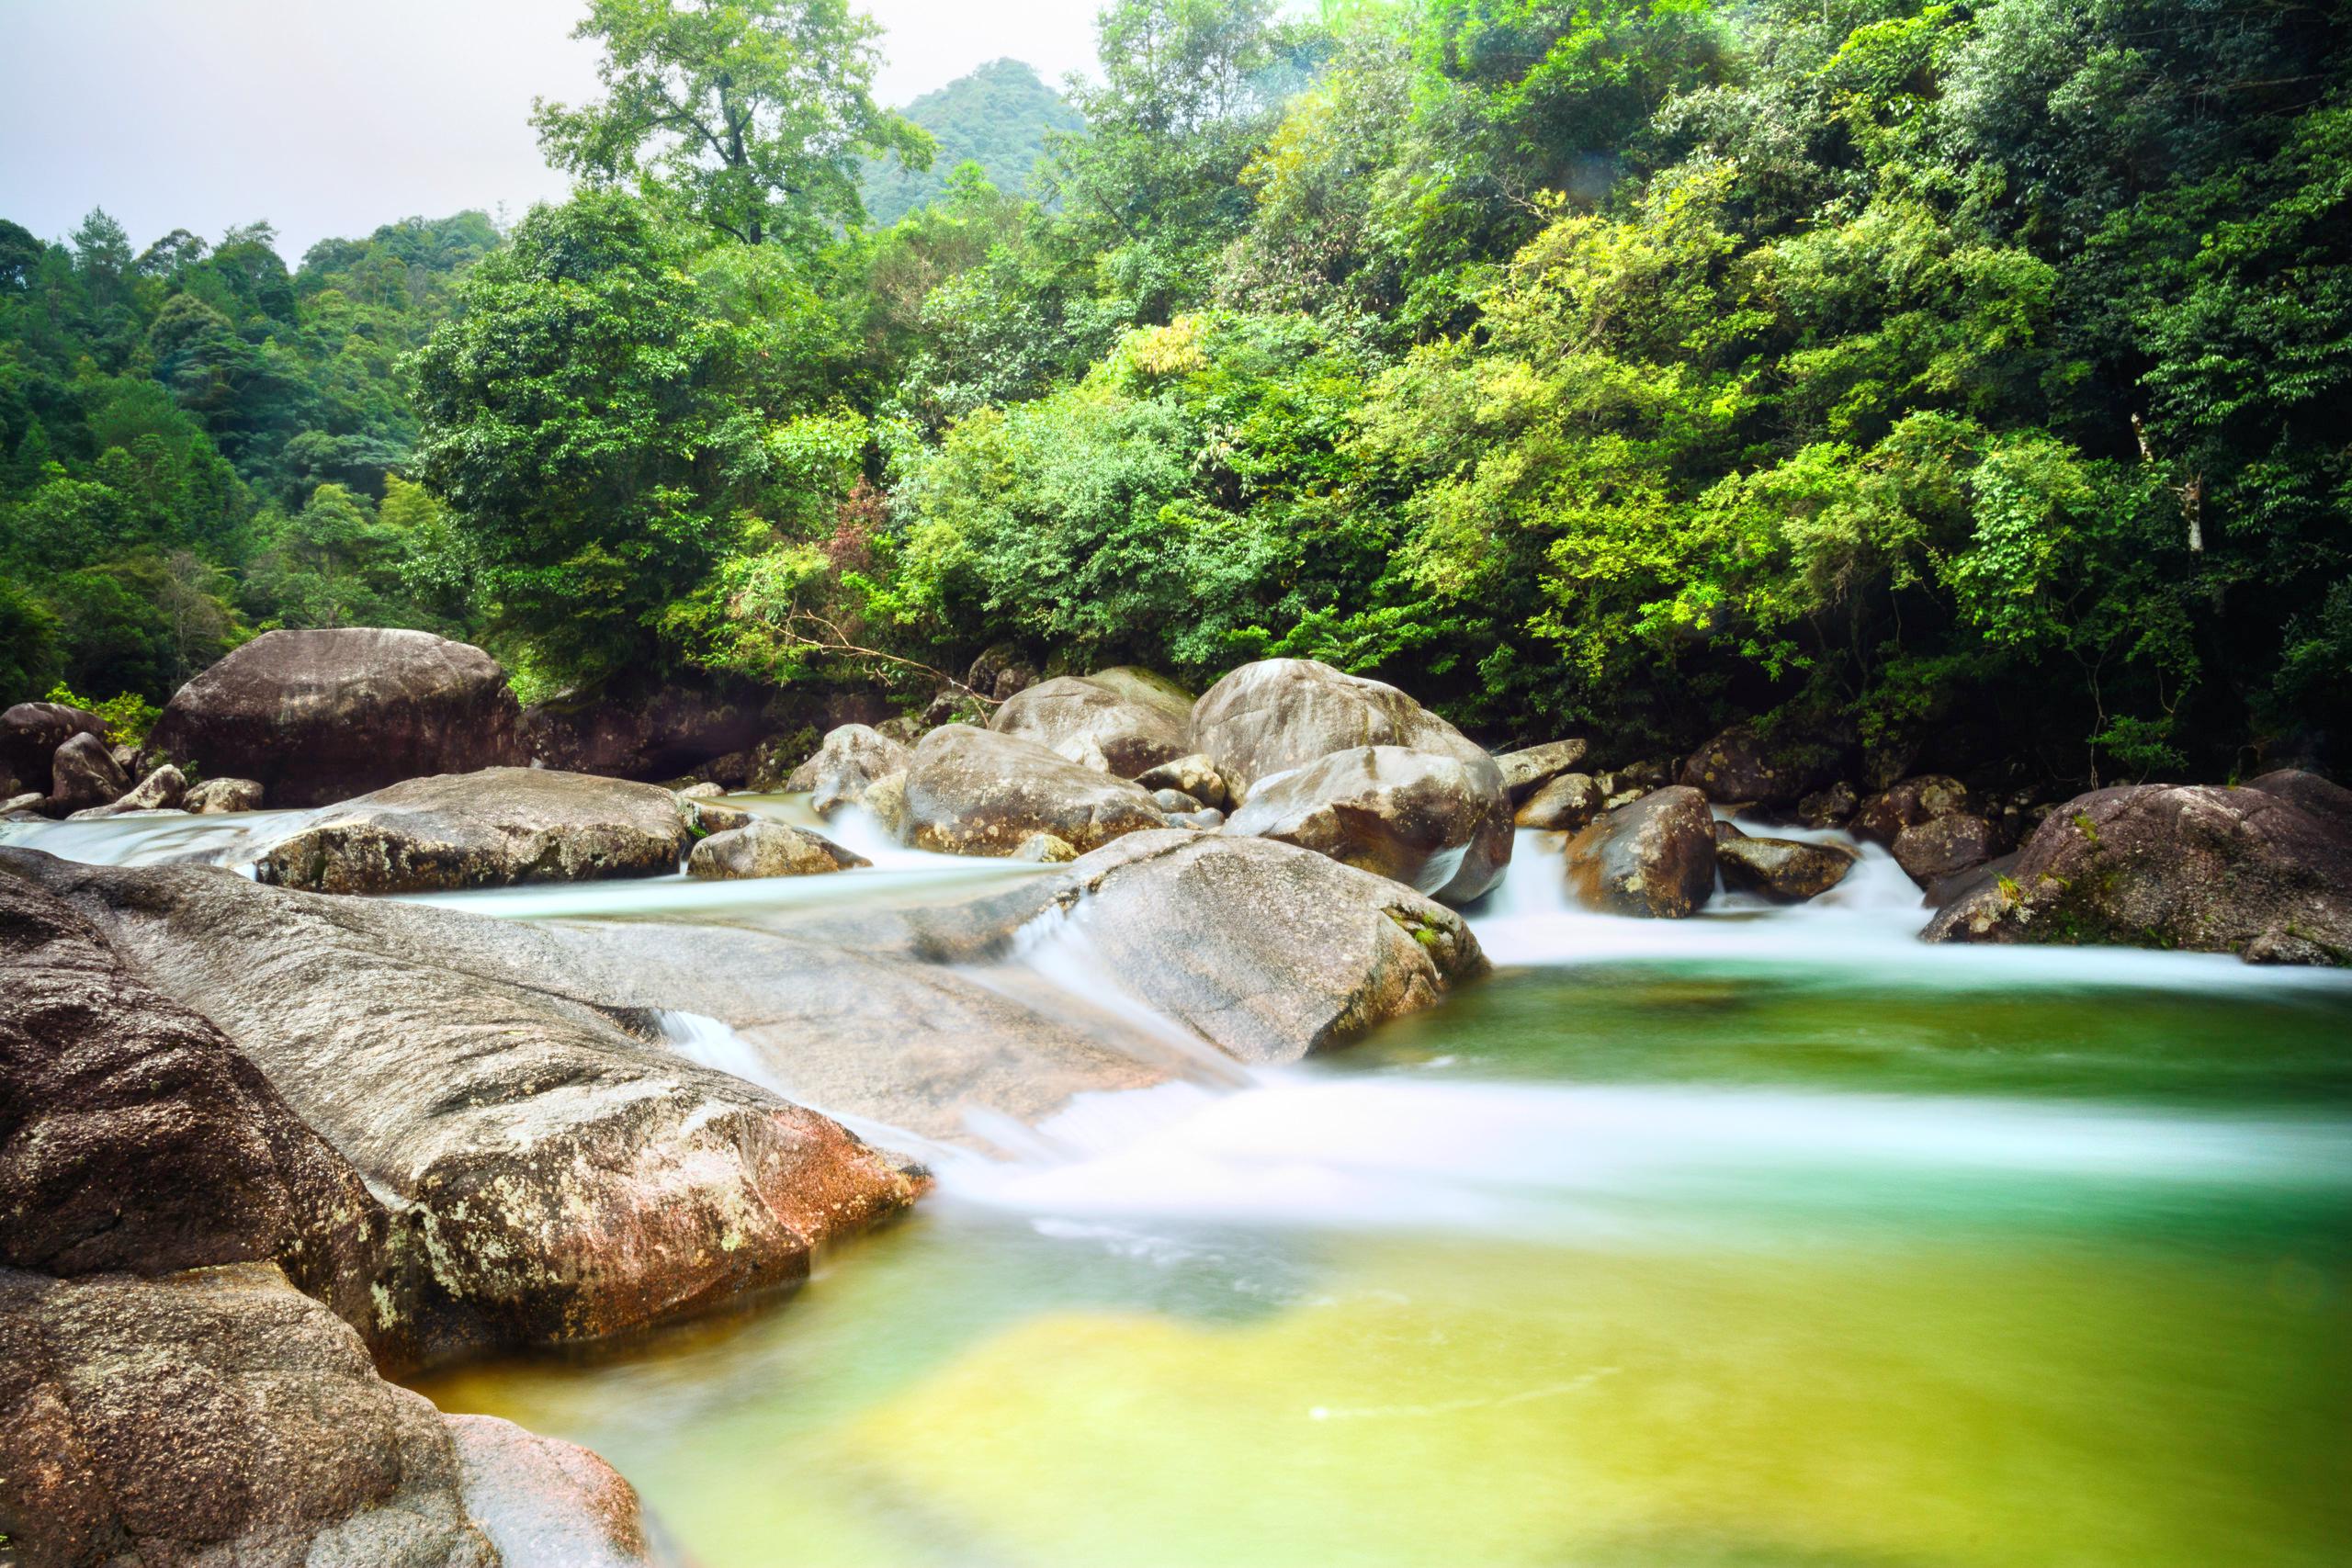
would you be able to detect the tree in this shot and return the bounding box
[408,191,771,682]
[533,0,931,247]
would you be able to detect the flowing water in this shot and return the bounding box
[10,808,2350,1568]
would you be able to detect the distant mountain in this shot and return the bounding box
[860,58,1085,227]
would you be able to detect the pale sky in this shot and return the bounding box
[0,0,1107,261]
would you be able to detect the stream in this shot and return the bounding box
[9,803,2350,1568]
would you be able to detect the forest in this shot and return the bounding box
[4,0,2346,788]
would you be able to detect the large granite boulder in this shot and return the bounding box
[1497,739,1590,805]
[65,761,185,819]
[1855,774,1970,847]
[785,723,912,816]
[988,668,1195,778]
[1890,812,1999,886]
[6,852,924,1362]
[186,775,266,814]
[686,820,868,880]
[0,867,386,1337]
[45,730,128,814]
[1224,744,1513,904]
[1564,785,1718,918]
[1676,722,1845,807]
[144,628,526,807]
[1716,833,1858,902]
[0,701,107,795]
[520,680,767,783]
[901,724,1168,856]
[0,1265,674,1568]
[1925,772,2352,964]
[1186,659,1499,796]
[1517,772,1602,832]
[253,768,693,894]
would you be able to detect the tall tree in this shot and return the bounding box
[533,0,932,247]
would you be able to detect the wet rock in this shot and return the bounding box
[1134,752,1234,811]
[145,627,526,807]
[1516,772,1602,832]
[447,1413,674,1568]
[674,781,727,801]
[1187,659,1498,795]
[253,768,693,895]
[1013,832,1080,863]
[1891,813,1999,885]
[1856,774,1969,847]
[1677,723,1845,807]
[786,723,913,817]
[0,868,387,1337]
[862,770,910,840]
[1564,785,1717,918]
[989,669,1195,779]
[1594,758,1673,796]
[0,1265,502,1568]
[1225,744,1513,904]
[67,762,186,819]
[1170,807,1226,830]
[520,678,768,783]
[687,799,754,834]
[47,731,128,814]
[902,725,1168,857]
[1712,818,1746,844]
[1,792,43,818]
[1926,773,2352,964]
[1796,781,1860,829]
[1150,788,1204,813]
[1497,739,1591,806]
[1925,851,2018,912]
[687,820,868,880]
[1716,834,1858,902]
[185,775,265,814]
[1029,832,1486,1064]
[0,700,107,795]
[9,852,924,1358]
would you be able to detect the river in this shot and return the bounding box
[10,802,2349,1568]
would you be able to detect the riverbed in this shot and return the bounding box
[11,804,2348,1568]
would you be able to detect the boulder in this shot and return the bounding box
[1051,730,1114,773]
[1925,773,2352,964]
[1149,787,1204,813]
[1891,812,1999,885]
[1795,781,1860,829]
[1677,722,1845,806]
[66,761,185,819]
[862,770,910,840]
[253,768,693,895]
[1716,834,1859,902]
[1855,774,1969,847]
[875,714,927,746]
[8,852,924,1359]
[0,867,386,1338]
[743,729,818,793]
[988,668,1195,779]
[0,1265,679,1568]
[1497,739,1591,805]
[967,643,1041,703]
[686,798,753,834]
[46,730,129,814]
[1020,832,1486,1064]
[519,679,768,783]
[786,723,912,816]
[1224,744,1513,904]
[1134,753,1233,811]
[674,781,727,801]
[0,701,107,795]
[1170,807,1225,830]
[901,725,1168,857]
[1187,659,1498,795]
[1,793,43,818]
[1516,772,1602,832]
[1564,785,1717,918]
[186,775,266,814]
[143,628,525,807]
[687,820,868,880]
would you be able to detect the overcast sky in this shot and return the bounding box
[0,0,1106,261]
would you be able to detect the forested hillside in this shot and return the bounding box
[859,58,1084,225]
[6,0,2347,789]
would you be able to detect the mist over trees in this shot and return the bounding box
[6,0,2346,784]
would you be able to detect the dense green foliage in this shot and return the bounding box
[859,59,1084,226]
[9,0,2346,788]
[0,210,490,703]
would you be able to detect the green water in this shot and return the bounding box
[414,960,2352,1568]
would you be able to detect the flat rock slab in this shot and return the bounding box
[254,766,694,894]
[6,851,923,1364]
